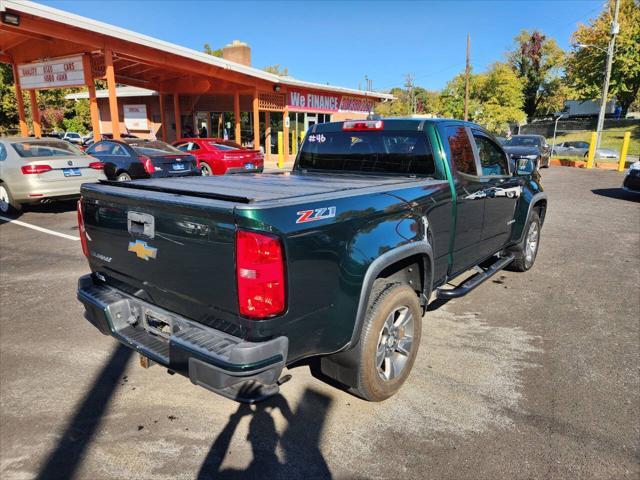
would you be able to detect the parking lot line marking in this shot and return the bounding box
[0,215,80,241]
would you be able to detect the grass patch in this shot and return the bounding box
[552,124,640,156]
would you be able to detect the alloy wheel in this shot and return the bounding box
[525,221,539,265]
[376,305,415,381]
[0,186,10,213]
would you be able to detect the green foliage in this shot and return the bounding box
[1,63,19,135]
[263,64,289,77]
[473,63,527,132]
[508,30,565,119]
[203,43,223,57]
[566,0,640,114]
[438,63,525,133]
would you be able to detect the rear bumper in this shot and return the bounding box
[77,274,288,402]
[225,165,264,174]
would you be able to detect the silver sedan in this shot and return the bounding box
[552,141,619,160]
[0,137,106,214]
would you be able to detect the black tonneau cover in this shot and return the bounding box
[98,172,424,204]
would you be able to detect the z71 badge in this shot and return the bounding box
[296,206,336,224]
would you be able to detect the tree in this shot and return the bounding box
[203,43,223,57]
[374,87,410,116]
[508,30,565,119]
[0,63,19,135]
[263,64,289,77]
[566,0,640,115]
[473,63,526,133]
[439,63,525,133]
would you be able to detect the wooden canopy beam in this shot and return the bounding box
[104,48,121,140]
[11,63,28,136]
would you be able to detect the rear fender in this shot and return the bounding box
[349,241,433,348]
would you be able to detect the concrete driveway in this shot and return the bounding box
[0,167,638,479]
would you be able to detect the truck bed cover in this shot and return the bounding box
[96,172,429,204]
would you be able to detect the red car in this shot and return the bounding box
[173,138,264,175]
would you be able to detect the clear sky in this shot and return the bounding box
[41,0,604,92]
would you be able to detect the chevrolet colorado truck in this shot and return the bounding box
[77,119,547,403]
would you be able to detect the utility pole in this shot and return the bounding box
[464,33,470,121]
[405,73,415,115]
[595,0,620,149]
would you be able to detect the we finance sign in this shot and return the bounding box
[288,90,373,113]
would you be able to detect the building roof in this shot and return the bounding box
[2,0,393,100]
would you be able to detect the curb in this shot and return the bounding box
[549,158,633,170]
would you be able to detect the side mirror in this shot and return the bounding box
[516,158,535,175]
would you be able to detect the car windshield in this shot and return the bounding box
[125,140,183,156]
[11,140,85,158]
[298,130,435,176]
[504,136,541,147]
[209,142,240,151]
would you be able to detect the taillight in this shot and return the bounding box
[342,120,384,131]
[140,155,154,174]
[21,164,52,174]
[77,199,89,258]
[89,161,104,170]
[236,230,286,318]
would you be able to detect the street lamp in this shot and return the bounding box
[551,113,567,155]
[573,0,621,151]
[575,43,608,54]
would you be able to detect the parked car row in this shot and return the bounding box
[0,135,265,214]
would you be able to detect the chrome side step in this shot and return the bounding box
[436,254,515,300]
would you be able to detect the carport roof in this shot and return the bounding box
[0,0,393,100]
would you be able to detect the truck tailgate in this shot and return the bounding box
[80,182,242,336]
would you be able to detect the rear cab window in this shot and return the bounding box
[443,126,478,176]
[11,140,85,158]
[297,128,435,176]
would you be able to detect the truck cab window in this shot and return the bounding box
[473,134,509,176]
[298,130,434,176]
[444,126,477,175]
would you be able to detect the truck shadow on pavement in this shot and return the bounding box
[197,389,333,480]
[591,188,640,202]
[35,343,133,480]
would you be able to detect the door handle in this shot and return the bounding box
[127,211,155,238]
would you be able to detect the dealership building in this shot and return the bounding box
[0,0,392,162]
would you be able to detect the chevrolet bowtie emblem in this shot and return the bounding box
[128,240,158,261]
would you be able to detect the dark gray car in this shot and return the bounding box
[502,135,550,169]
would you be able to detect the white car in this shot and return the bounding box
[63,131,83,145]
[623,161,640,194]
[0,138,106,214]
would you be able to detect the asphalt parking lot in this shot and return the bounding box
[1,167,638,480]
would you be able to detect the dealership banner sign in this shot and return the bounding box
[288,89,373,113]
[17,56,85,90]
[123,104,149,131]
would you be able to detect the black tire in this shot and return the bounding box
[116,172,132,182]
[0,183,21,215]
[349,283,422,402]
[201,163,212,176]
[507,210,541,272]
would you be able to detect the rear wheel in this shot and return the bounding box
[201,163,212,176]
[0,183,21,214]
[508,210,541,272]
[350,283,422,401]
[116,172,132,182]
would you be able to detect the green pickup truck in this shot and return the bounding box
[77,118,547,402]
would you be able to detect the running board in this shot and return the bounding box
[436,254,515,299]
